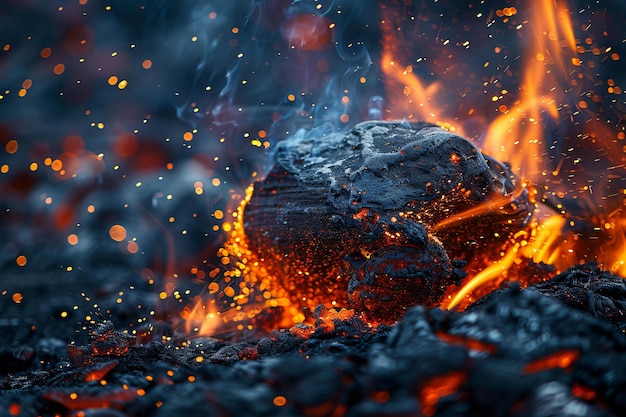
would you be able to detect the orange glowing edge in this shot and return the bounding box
[182,185,306,336]
[182,174,625,336]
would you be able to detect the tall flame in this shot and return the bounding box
[480,0,577,181]
[379,2,463,134]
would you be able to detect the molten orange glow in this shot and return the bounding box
[523,349,580,374]
[419,371,466,417]
[83,360,119,382]
[43,388,137,410]
[316,308,355,332]
[435,331,497,354]
[572,383,597,401]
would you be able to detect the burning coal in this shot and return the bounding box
[243,121,533,324]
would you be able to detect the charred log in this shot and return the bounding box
[244,121,534,321]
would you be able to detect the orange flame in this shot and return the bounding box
[379,0,625,309]
[481,0,577,181]
[379,2,463,134]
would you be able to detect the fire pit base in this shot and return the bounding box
[2,264,625,417]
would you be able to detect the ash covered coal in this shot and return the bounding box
[244,121,533,322]
[530,263,626,333]
[2,264,625,417]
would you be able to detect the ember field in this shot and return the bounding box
[2,0,626,416]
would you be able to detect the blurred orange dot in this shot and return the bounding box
[16,255,27,267]
[183,131,193,141]
[8,402,21,415]
[41,47,52,58]
[67,234,79,245]
[340,114,350,123]
[53,64,65,75]
[273,396,287,407]
[18,89,27,97]
[5,139,18,154]
[109,225,127,242]
[12,293,23,304]
[127,241,139,254]
[142,59,152,69]
[51,159,63,171]
[283,14,331,50]
[108,75,119,85]
[22,79,32,89]
[208,282,219,294]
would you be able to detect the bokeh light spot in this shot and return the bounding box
[5,140,18,154]
[127,241,139,254]
[273,396,287,407]
[109,224,127,242]
[67,234,79,245]
[53,64,65,75]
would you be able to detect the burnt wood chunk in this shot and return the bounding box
[244,121,533,321]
